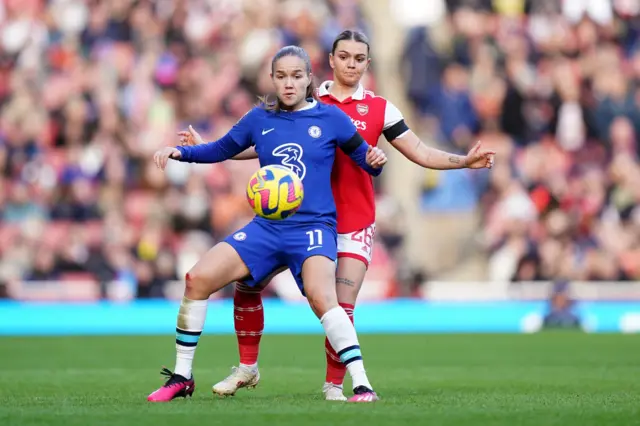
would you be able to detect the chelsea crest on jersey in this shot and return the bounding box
[225,100,377,229]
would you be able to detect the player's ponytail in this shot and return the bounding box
[258,94,280,112]
[261,45,316,112]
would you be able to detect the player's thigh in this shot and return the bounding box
[286,224,339,318]
[236,265,288,293]
[301,255,339,319]
[186,241,251,298]
[224,220,283,292]
[335,225,375,302]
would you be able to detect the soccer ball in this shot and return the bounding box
[246,165,304,220]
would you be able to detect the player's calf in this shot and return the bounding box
[320,306,377,402]
[234,283,264,366]
[325,302,354,387]
[325,248,369,398]
[147,242,252,403]
[302,256,377,402]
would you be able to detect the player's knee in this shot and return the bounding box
[306,289,338,318]
[184,270,210,298]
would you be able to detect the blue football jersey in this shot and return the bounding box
[175,100,382,228]
[227,101,368,228]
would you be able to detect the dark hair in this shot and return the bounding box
[331,29,370,56]
[260,45,318,112]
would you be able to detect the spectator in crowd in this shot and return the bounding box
[542,280,581,329]
[0,0,378,300]
[403,0,640,283]
[4,0,639,301]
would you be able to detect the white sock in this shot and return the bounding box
[239,363,258,371]
[174,297,208,379]
[320,306,372,390]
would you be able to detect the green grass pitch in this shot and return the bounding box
[1,333,639,426]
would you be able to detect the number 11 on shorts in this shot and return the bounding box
[306,229,323,251]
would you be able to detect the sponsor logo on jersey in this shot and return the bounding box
[356,103,369,116]
[272,143,306,179]
[233,232,247,241]
[351,118,367,131]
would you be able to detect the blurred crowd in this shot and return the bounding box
[2,0,639,301]
[0,0,378,299]
[403,0,640,282]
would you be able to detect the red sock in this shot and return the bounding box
[325,303,355,386]
[234,284,264,365]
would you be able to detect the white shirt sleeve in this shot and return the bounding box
[383,100,405,130]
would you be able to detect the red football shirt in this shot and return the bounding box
[317,81,407,234]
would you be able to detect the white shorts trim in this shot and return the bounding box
[337,224,375,266]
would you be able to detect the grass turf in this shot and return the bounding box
[0,333,639,426]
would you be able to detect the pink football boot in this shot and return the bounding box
[348,386,379,402]
[147,368,195,402]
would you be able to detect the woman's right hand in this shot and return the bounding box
[153,147,182,170]
[366,145,387,168]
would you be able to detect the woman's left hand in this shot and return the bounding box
[464,141,496,169]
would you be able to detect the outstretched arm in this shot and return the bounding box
[382,101,496,170]
[154,134,256,169]
[381,99,494,170]
[178,127,258,160]
[171,109,258,164]
[390,131,495,170]
[175,133,247,164]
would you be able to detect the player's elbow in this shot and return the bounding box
[402,147,436,169]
